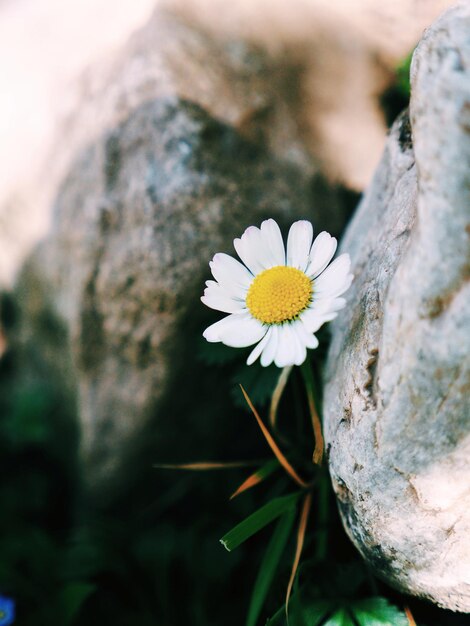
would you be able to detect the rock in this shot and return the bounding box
[168,0,454,188]
[323,4,470,611]
[0,0,454,288]
[10,5,362,494]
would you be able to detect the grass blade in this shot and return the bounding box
[230,459,279,500]
[300,361,324,465]
[220,492,301,552]
[153,461,261,470]
[286,492,312,624]
[269,365,293,428]
[240,385,310,488]
[246,508,296,626]
[405,606,417,626]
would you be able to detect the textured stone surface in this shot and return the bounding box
[12,6,358,491]
[28,99,340,490]
[324,4,470,611]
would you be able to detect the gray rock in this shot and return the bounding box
[9,6,356,497]
[11,7,358,494]
[324,3,470,611]
[27,97,344,493]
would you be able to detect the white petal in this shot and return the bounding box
[246,327,273,366]
[203,280,244,300]
[234,226,270,275]
[260,325,279,367]
[203,312,266,348]
[260,219,285,267]
[310,296,347,313]
[306,231,337,278]
[300,293,348,333]
[201,295,246,314]
[205,279,245,299]
[300,308,338,333]
[203,315,233,343]
[313,254,353,298]
[274,324,298,368]
[296,318,320,350]
[209,253,253,295]
[202,280,247,312]
[291,323,307,366]
[286,220,313,271]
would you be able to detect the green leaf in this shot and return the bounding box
[231,459,280,499]
[246,507,296,626]
[220,492,301,552]
[396,52,413,99]
[352,597,408,626]
[324,608,356,626]
[302,600,335,626]
[60,582,96,625]
[266,591,408,626]
[251,458,279,482]
[266,597,335,626]
[264,599,290,626]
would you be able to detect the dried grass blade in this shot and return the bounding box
[285,492,312,624]
[240,384,310,488]
[300,362,324,465]
[153,461,260,470]
[269,365,293,428]
[308,388,324,465]
[230,459,279,500]
[404,605,417,626]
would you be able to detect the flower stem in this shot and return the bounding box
[300,359,324,465]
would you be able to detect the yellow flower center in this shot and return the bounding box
[246,265,312,324]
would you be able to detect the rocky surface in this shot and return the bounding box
[323,3,470,611]
[11,5,362,493]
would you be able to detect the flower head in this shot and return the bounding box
[202,219,352,367]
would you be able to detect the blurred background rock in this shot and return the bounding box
[0,0,452,287]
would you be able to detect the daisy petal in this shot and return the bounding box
[274,325,298,368]
[260,325,279,367]
[246,326,273,366]
[306,231,337,278]
[310,296,347,313]
[234,226,270,275]
[313,254,353,298]
[210,253,253,295]
[301,308,338,333]
[291,323,307,366]
[203,280,245,300]
[286,220,313,271]
[260,219,285,267]
[201,295,246,314]
[203,312,267,348]
[296,318,320,350]
[202,280,246,313]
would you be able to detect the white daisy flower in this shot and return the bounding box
[201,219,353,368]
